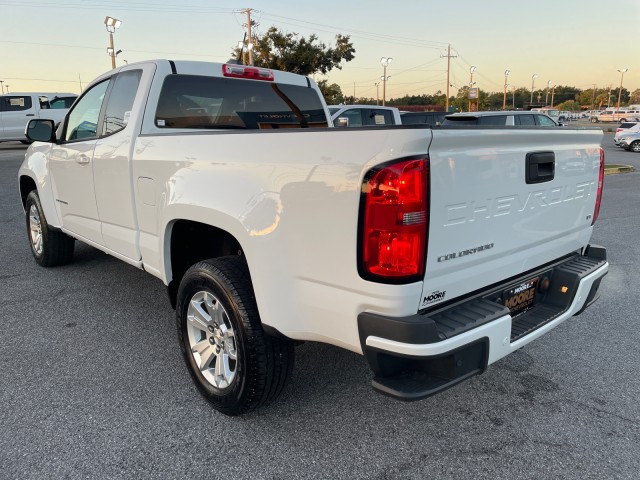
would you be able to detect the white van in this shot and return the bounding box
[0,92,77,142]
[590,109,639,123]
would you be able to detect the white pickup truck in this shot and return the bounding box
[19,60,608,416]
[0,92,76,143]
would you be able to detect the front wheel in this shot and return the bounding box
[591,117,598,123]
[25,191,75,267]
[176,256,294,416]
[630,141,640,153]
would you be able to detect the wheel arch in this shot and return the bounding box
[19,175,38,209]
[164,218,244,309]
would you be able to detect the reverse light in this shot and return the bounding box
[222,64,274,81]
[592,147,605,225]
[360,158,429,282]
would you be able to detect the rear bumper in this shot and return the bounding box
[358,245,608,400]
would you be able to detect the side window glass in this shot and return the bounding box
[518,114,535,126]
[334,109,363,127]
[102,70,142,136]
[537,115,556,126]
[367,110,393,125]
[1,96,33,112]
[65,79,110,142]
[478,115,506,125]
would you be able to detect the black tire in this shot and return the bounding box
[630,141,640,153]
[619,118,627,124]
[176,256,294,416]
[591,117,598,123]
[25,190,75,267]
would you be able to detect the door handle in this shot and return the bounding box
[77,155,91,165]
[25,114,35,117]
[526,151,555,184]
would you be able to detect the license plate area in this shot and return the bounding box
[502,278,539,317]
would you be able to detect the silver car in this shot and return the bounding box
[620,131,640,152]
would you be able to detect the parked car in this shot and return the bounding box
[619,131,640,152]
[328,105,401,127]
[400,111,446,126]
[0,92,77,142]
[442,110,560,126]
[614,121,640,146]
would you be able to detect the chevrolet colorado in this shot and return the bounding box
[19,60,608,415]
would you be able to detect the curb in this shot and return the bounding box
[604,164,635,175]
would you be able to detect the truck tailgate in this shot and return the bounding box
[420,127,603,310]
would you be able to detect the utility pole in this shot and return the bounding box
[441,44,457,112]
[0,80,4,94]
[244,8,254,66]
[353,82,356,104]
[78,74,83,93]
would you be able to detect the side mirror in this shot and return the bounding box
[25,119,56,143]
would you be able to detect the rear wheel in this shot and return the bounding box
[176,256,294,416]
[630,141,640,153]
[25,191,75,267]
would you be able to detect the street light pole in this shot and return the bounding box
[469,66,476,112]
[530,73,538,105]
[616,68,628,110]
[380,57,392,106]
[551,84,556,107]
[375,82,380,106]
[104,16,122,69]
[503,69,510,110]
[0,80,4,94]
[545,80,551,106]
[512,85,516,109]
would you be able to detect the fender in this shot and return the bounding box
[18,143,62,228]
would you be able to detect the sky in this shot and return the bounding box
[1,0,639,100]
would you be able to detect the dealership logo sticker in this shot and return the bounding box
[421,290,446,308]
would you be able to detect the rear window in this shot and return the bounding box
[155,75,328,129]
[620,122,638,129]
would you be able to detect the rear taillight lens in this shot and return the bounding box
[360,158,429,282]
[592,148,605,225]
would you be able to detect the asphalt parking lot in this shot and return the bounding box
[1,134,639,479]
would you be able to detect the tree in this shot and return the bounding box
[317,80,344,105]
[629,88,640,105]
[236,26,355,76]
[556,100,580,111]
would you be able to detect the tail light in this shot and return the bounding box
[360,157,429,282]
[222,64,274,81]
[592,148,605,225]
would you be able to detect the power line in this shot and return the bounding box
[0,40,229,58]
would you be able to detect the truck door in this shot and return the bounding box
[0,95,37,140]
[92,68,146,261]
[49,79,111,245]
